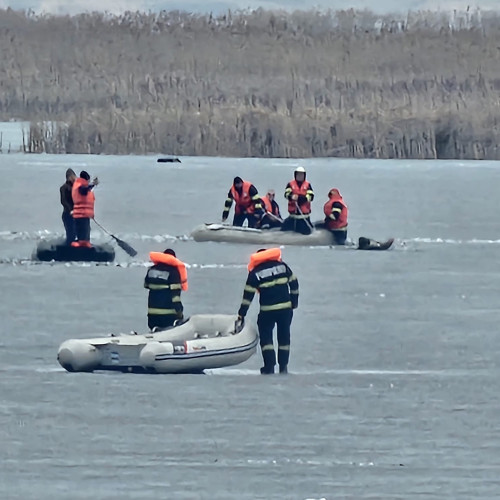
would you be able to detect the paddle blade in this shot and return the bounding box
[114,236,137,257]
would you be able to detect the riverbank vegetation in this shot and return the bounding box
[1,7,499,158]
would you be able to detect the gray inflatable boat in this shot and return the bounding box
[57,314,259,374]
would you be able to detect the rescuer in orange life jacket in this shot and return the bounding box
[281,166,315,235]
[222,176,264,228]
[316,187,349,245]
[144,248,188,331]
[236,248,299,375]
[257,189,283,229]
[71,170,99,248]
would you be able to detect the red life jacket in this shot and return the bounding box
[248,248,282,271]
[72,178,95,219]
[149,252,188,291]
[287,180,312,215]
[230,180,255,215]
[323,192,348,230]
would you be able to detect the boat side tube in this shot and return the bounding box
[57,339,103,372]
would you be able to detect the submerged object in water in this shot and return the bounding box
[357,237,394,250]
[157,157,181,163]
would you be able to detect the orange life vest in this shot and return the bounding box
[71,178,95,219]
[262,196,272,213]
[323,192,348,230]
[231,180,255,215]
[287,180,312,215]
[149,252,188,291]
[248,248,282,271]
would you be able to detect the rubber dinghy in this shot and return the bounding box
[191,224,395,250]
[191,223,336,246]
[57,314,258,374]
[33,238,115,262]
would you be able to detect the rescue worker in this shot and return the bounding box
[281,166,314,235]
[320,187,348,245]
[60,168,77,245]
[71,170,99,248]
[222,176,264,228]
[144,248,188,331]
[258,189,283,229]
[236,248,299,375]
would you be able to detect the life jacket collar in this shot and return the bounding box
[248,248,282,271]
[149,252,188,291]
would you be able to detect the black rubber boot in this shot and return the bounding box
[260,366,275,375]
[279,365,288,374]
[260,348,276,374]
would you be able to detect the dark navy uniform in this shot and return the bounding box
[238,249,299,374]
[144,261,184,330]
[222,177,264,228]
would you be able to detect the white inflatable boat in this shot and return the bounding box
[191,223,336,246]
[191,224,395,250]
[57,314,258,374]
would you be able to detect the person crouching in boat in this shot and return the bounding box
[281,166,314,235]
[60,168,77,245]
[316,188,348,245]
[236,248,299,375]
[257,190,283,229]
[222,176,264,228]
[144,248,188,331]
[71,170,99,248]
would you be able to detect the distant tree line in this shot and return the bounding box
[1,7,500,159]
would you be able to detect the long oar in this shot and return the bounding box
[92,218,138,257]
[266,211,284,224]
[295,202,314,231]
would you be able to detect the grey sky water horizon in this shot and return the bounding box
[0,0,498,16]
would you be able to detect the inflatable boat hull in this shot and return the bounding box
[34,238,115,262]
[57,314,258,374]
[191,223,336,246]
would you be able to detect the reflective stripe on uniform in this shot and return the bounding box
[330,208,342,219]
[258,277,289,288]
[241,299,252,306]
[278,345,290,351]
[146,284,172,290]
[172,296,181,303]
[148,307,177,315]
[288,213,309,219]
[260,301,292,312]
[244,284,258,293]
[262,344,274,351]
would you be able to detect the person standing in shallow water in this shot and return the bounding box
[60,168,77,245]
[144,248,188,331]
[236,248,299,375]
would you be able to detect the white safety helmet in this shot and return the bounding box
[294,166,306,174]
